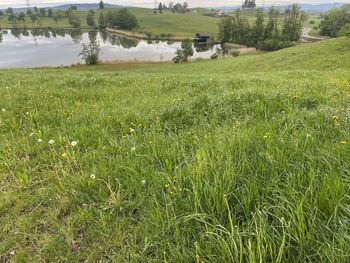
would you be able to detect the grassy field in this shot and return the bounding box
[0,7,220,38]
[1,37,350,262]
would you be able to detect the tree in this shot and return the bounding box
[48,8,53,17]
[158,2,163,14]
[183,2,189,9]
[79,39,101,65]
[52,15,59,23]
[340,23,350,37]
[33,6,38,13]
[26,9,32,15]
[8,13,17,23]
[173,39,194,63]
[320,5,350,37]
[98,12,106,28]
[218,17,233,43]
[30,13,38,23]
[87,10,95,27]
[242,0,256,8]
[68,13,81,28]
[71,6,78,10]
[251,9,265,44]
[6,7,14,14]
[99,1,105,9]
[39,8,46,17]
[282,4,304,41]
[18,12,26,23]
[0,10,4,16]
[265,7,280,39]
[115,8,138,30]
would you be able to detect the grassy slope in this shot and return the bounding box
[1,38,350,262]
[0,7,220,38]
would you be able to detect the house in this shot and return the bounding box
[194,33,210,43]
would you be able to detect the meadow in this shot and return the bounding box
[1,37,350,262]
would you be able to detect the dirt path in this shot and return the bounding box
[301,28,328,43]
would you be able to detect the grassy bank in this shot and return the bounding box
[1,38,350,262]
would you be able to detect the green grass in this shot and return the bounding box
[0,7,220,38]
[1,38,350,262]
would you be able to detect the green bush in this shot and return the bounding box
[231,49,240,57]
[257,39,294,51]
[309,20,315,24]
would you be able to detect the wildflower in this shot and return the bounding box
[341,141,347,144]
[263,135,268,139]
[131,147,136,152]
[1,108,5,112]
[9,250,15,256]
[90,174,96,179]
[141,180,146,185]
[70,141,77,146]
[37,138,43,143]
[30,132,35,137]
[332,116,339,121]
[48,140,55,145]
[61,152,67,158]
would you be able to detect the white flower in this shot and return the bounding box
[9,250,15,255]
[131,147,136,152]
[90,174,96,179]
[141,180,146,185]
[48,140,55,145]
[30,133,35,137]
[26,112,29,115]
[1,108,5,112]
[129,128,135,133]
[70,141,77,146]
[37,138,43,143]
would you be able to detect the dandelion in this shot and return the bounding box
[332,116,339,121]
[90,174,96,179]
[48,140,55,145]
[141,180,146,185]
[37,138,43,143]
[70,141,77,146]
[61,152,67,158]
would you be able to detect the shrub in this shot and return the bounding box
[211,53,219,59]
[160,33,167,38]
[257,39,294,51]
[231,49,240,57]
[79,40,101,65]
[173,39,194,63]
[309,20,315,24]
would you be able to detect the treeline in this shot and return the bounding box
[320,5,350,37]
[98,8,138,30]
[1,5,81,27]
[218,5,306,51]
[154,2,189,14]
[242,0,256,9]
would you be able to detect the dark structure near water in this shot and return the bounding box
[194,33,210,43]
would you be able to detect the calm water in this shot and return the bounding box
[0,29,219,68]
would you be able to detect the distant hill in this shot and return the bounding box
[0,3,122,13]
[212,2,345,14]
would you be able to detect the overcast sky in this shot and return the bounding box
[0,0,348,9]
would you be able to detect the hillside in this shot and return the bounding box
[0,7,220,38]
[1,38,350,261]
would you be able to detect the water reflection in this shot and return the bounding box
[0,29,219,68]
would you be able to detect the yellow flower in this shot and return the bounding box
[61,152,68,158]
[332,116,339,121]
[341,141,347,144]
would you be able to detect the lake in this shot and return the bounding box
[0,29,220,69]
